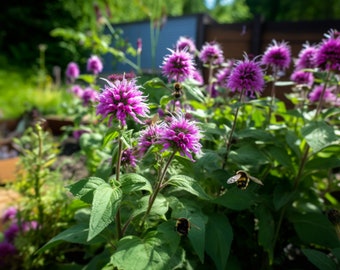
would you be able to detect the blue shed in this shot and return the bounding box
[103,14,214,74]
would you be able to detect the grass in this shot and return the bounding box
[0,64,73,120]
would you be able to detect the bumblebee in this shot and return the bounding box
[175,218,190,236]
[173,82,183,99]
[227,170,263,190]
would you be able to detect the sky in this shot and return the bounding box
[205,0,234,9]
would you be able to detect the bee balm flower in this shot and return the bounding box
[262,40,291,71]
[227,55,265,97]
[295,43,318,70]
[96,77,149,127]
[161,48,196,83]
[316,30,340,72]
[65,62,80,81]
[159,114,202,161]
[87,55,103,75]
[199,41,224,66]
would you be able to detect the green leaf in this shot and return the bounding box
[187,213,207,263]
[229,144,268,166]
[302,249,338,270]
[77,74,97,84]
[132,194,168,219]
[143,77,167,89]
[182,82,205,102]
[237,128,274,142]
[66,177,106,204]
[274,81,295,86]
[205,214,233,270]
[213,189,254,211]
[37,223,104,253]
[301,121,339,153]
[160,95,174,107]
[273,184,296,210]
[289,212,340,248]
[166,175,212,200]
[267,145,294,169]
[120,173,152,194]
[88,183,122,241]
[109,231,180,270]
[102,126,120,147]
[255,206,275,263]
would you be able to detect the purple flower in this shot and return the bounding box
[87,55,103,75]
[161,48,196,83]
[262,40,291,71]
[316,32,340,71]
[2,207,17,223]
[73,129,89,140]
[295,43,318,70]
[192,70,204,85]
[138,125,162,156]
[96,77,149,127]
[0,242,17,265]
[121,148,137,167]
[227,55,265,97]
[290,70,314,87]
[70,85,84,98]
[65,62,80,81]
[176,36,196,54]
[309,85,337,103]
[199,41,224,66]
[159,113,202,161]
[216,66,232,88]
[4,223,19,243]
[82,87,98,106]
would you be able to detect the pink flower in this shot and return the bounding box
[138,125,162,156]
[316,30,340,72]
[309,85,337,104]
[227,55,265,97]
[96,77,149,127]
[262,40,291,71]
[87,55,103,75]
[66,62,80,81]
[176,36,196,54]
[295,43,318,70]
[290,70,314,87]
[161,48,196,83]
[199,41,224,66]
[159,113,202,161]
[82,87,98,106]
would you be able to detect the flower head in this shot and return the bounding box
[82,87,98,106]
[66,62,80,81]
[0,242,17,266]
[316,31,340,71]
[199,41,224,66]
[176,36,196,54]
[227,55,265,97]
[96,77,149,127]
[192,70,204,85]
[2,207,17,223]
[290,70,314,87]
[159,113,202,161]
[138,124,162,156]
[309,85,337,103]
[70,85,84,98]
[121,148,137,167]
[87,55,103,75]
[161,48,196,82]
[295,43,318,70]
[4,223,19,243]
[137,38,142,54]
[262,40,291,71]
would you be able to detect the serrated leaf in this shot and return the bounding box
[289,212,340,248]
[88,183,122,241]
[255,206,275,263]
[132,194,168,219]
[301,121,339,153]
[213,189,254,210]
[188,213,206,263]
[302,249,338,270]
[143,77,167,88]
[102,127,120,147]
[206,214,233,270]
[109,231,180,270]
[66,177,106,204]
[229,144,268,166]
[182,82,205,102]
[37,223,104,253]
[166,175,211,200]
[120,173,152,193]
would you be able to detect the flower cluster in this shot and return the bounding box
[261,40,291,71]
[66,62,80,82]
[176,36,197,54]
[87,55,103,75]
[96,77,149,127]
[199,41,224,66]
[161,48,196,82]
[70,85,98,106]
[316,30,340,71]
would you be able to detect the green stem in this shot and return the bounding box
[115,138,123,238]
[141,151,176,227]
[223,88,245,168]
[35,125,44,227]
[314,71,331,119]
[268,72,277,125]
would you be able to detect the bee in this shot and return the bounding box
[173,82,183,99]
[175,218,191,236]
[226,170,263,190]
